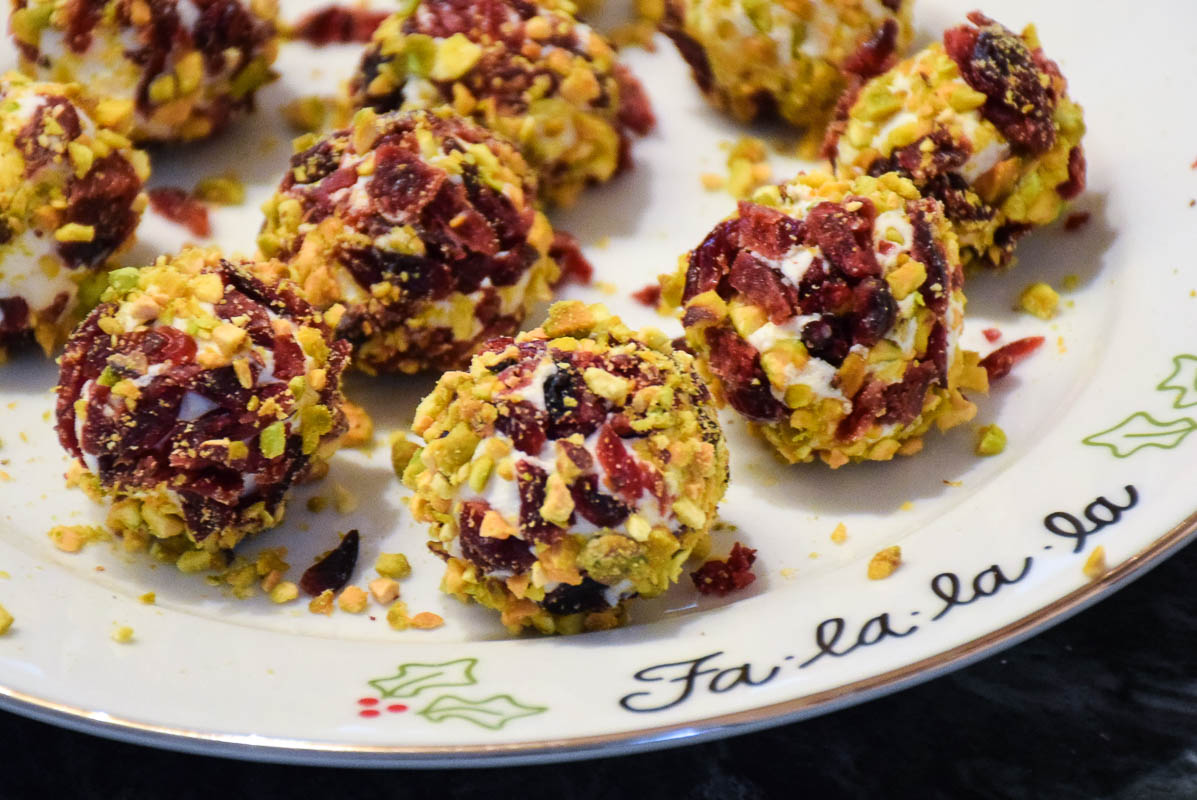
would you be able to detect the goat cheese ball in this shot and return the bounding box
[662,0,912,130]
[661,172,988,467]
[56,248,350,555]
[10,0,279,143]
[0,72,148,360]
[401,301,729,635]
[348,0,655,207]
[826,12,1086,269]
[257,108,561,375]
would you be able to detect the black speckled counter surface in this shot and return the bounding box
[3,542,1196,800]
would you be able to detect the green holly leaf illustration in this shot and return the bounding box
[1083,412,1197,458]
[368,658,478,699]
[418,694,547,730]
[1157,355,1197,408]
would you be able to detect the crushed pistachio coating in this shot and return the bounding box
[0,71,148,360]
[348,0,655,207]
[257,108,561,375]
[11,0,280,143]
[662,0,912,129]
[56,247,350,553]
[403,301,729,634]
[661,171,989,467]
[827,13,1086,269]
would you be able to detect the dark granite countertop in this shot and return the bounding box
[4,542,1196,799]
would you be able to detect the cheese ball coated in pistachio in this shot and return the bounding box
[56,248,350,554]
[10,0,279,143]
[257,108,563,375]
[0,72,148,360]
[662,0,912,131]
[826,12,1086,269]
[661,172,988,467]
[401,301,729,635]
[348,0,655,207]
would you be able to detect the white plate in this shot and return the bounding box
[0,0,1195,768]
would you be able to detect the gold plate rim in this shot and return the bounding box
[1,506,1193,768]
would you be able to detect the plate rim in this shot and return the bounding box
[2,506,1193,768]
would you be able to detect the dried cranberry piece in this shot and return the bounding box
[703,326,788,420]
[909,204,951,313]
[188,365,256,411]
[300,530,360,596]
[868,129,970,182]
[880,362,937,425]
[843,18,899,78]
[801,317,853,367]
[851,277,897,347]
[140,326,198,365]
[691,542,757,596]
[544,365,607,440]
[178,468,246,506]
[340,247,453,304]
[559,441,594,472]
[463,170,532,251]
[178,493,238,544]
[1057,146,1087,200]
[632,284,661,307]
[271,332,307,381]
[62,1,102,52]
[736,202,805,261]
[289,139,343,188]
[302,166,358,223]
[369,144,446,220]
[614,64,655,136]
[806,199,879,279]
[406,0,515,43]
[569,474,631,528]
[988,222,1033,266]
[662,20,714,93]
[683,219,738,302]
[458,501,534,573]
[216,291,274,348]
[727,252,797,324]
[293,5,389,44]
[17,97,82,173]
[0,297,29,337]
[148,187,211,239]
[107,380,186,455]
[516,461,564,545]
[543,576,613,614]
[421,183,500,258]
[495,401,548,455]
[836,381,886,441]
[595,426,652,504]
[58,154,144,268]
[979,336,1044,382]
[1063,211,1090,231]
[924,321,949,384]
[192,0,271,73]
[551,230,593,286]
[944,14,1056,155]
